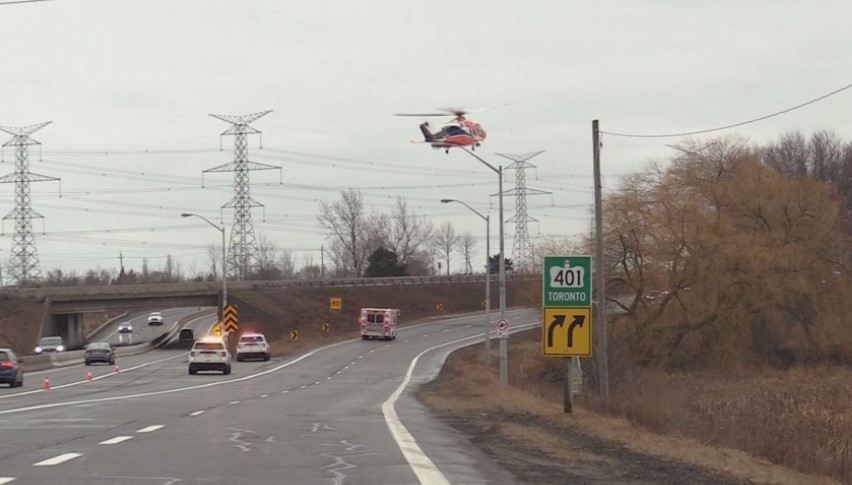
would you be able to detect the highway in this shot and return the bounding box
[0,308,538,484]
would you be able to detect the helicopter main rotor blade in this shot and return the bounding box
[394,113,452,117]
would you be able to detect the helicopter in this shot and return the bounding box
[395,108,487,153]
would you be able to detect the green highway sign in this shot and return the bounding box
[543,256,591,307]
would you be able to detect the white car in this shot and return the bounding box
[118,321,133,333]
[188,337,231,375]
[236,332,271,362]
[147,312,163,326]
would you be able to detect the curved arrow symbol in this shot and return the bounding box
[567,315,585,347]
[546,315,565,347]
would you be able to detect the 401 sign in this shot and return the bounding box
[543,256,591,307]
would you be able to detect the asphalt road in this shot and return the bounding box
[0,308,539,484]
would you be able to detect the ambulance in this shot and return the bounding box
[359,308,400,340]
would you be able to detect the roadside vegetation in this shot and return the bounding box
[531,131,852,483]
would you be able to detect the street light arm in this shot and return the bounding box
[461,147,500,175]
[181,212,224,235]
[441,198,488,222]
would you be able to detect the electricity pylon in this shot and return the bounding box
[496,151,549,273]
[203,110,281,280]
[0,122,60,285]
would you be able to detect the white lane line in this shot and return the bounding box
[189,411,204,416]
[380,324,538,485]
[281,390,289,394]
[137,425,164,433]
[229,401,240,405]
[382,338,485,485]
[34,453,82,466]
[260,394,269,398]
[0,477,16,484]
[99,436,133,445]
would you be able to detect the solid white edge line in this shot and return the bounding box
[382,320,539,485]
[0,477,16,484]
[33,453,82,466]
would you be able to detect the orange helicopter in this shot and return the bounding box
[395,108,486,153]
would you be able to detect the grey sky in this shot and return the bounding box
[1,0,850,278]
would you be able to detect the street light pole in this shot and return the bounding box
[441,198,491,366]
[181,213,227,312]
[460,148,508,385]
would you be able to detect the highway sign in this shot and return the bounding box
[290,329,299,340]
[542,307,591,356]
[329,297,342,311]
[543,256,591,307]
[322,322,330,333]
[223,304,238,333]
[212,322,222,337]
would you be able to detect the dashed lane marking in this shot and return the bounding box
[100,436,133,445]
[137,425,164,433]
[34,453,82,466]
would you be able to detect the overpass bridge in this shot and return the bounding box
[3,274,516,350]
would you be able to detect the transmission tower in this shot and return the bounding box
[203,110,281,280]
[496,151,550,273]
[0,122,60,284]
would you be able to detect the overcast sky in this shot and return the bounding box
[1,0,850,279]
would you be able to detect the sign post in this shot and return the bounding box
[542,255,592,413]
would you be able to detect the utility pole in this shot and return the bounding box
[593,120,609,398]
[0,122,60,285]
[203,110,281,280]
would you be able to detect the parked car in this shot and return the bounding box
[84,341,115,366]
[118,321,133,333]
[236,332,270,361]
[34,336,65,354]
[147,312,163,326]
[0,348,24,388]
[188,337,231,375]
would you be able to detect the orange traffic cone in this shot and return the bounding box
[114,364,120,373]
[86,371,93,381]
[42,376,50,390]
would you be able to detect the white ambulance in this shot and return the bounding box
[359,308,400,341]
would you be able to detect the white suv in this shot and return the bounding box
[188,337,232,375]
[147,312,163,326]
[236,332,271,362]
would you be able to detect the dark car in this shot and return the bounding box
[84,341,115,366]
[0,348,24,388]
[179,328,194,347]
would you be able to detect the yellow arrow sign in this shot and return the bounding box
[542,307,592,356]
[290,329,299,340]
[211,322,222,337]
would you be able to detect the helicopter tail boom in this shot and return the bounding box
[419,122,434,142]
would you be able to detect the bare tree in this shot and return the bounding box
[387,197,433,265]
[317,189,369,277]
[254,233,281,279]
[206,243,220,280]
[458,231,477,274]
[433,221,459,275]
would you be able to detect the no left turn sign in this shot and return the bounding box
[496,318,509,336]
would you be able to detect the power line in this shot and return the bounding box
[601,80,852,138]
[0,0,55,4]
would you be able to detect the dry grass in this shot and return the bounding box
[585,367,852,484]
[421,330,842,485]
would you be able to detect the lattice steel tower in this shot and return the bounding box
[204,111,280,280]
[496,151,549,273]
[0,122,60,284]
